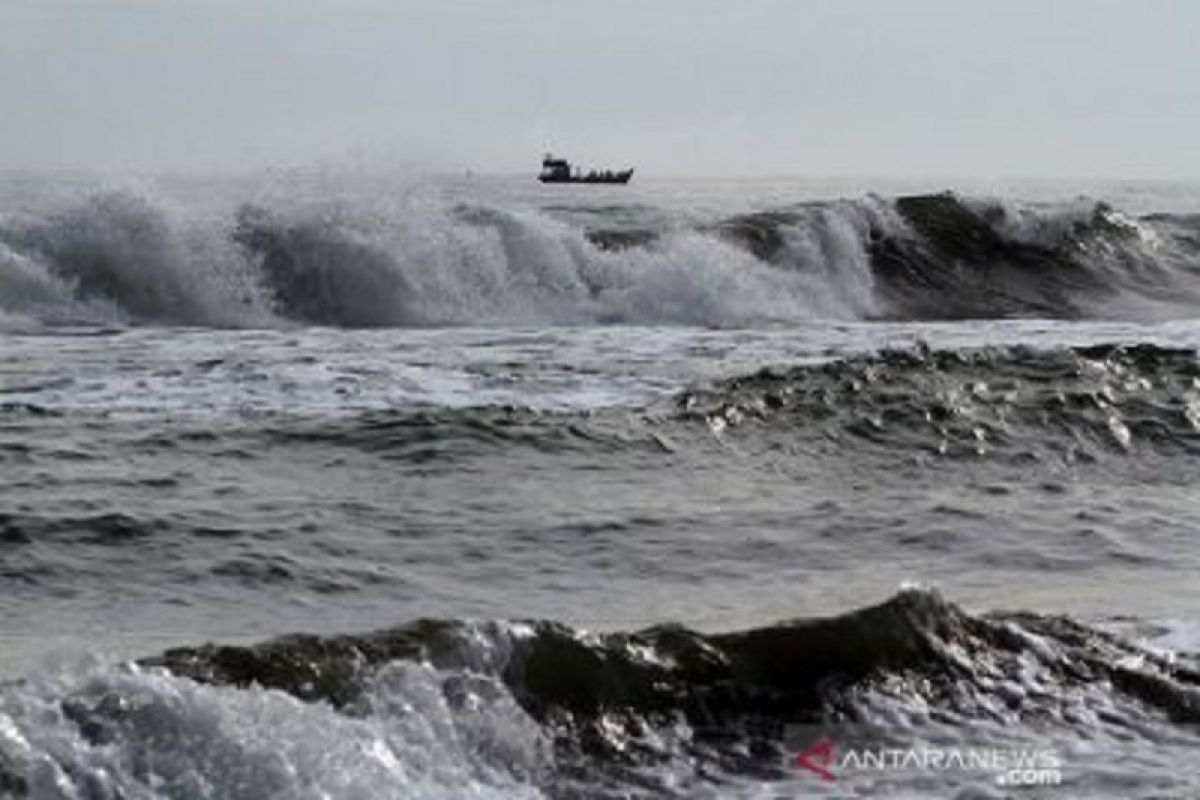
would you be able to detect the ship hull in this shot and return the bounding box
[539,170,634,185]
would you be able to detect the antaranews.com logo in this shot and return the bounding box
[787,726,1063,789]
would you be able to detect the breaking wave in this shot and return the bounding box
[3,590,1198,797]
[2,187,1199,329]
[0,192,264,328]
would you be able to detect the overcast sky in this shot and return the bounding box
[2,0,1198,178]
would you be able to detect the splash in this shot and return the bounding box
[2,185,1198,329]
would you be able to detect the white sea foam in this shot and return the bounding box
[0,656,549,800]
[2,176,1194,330]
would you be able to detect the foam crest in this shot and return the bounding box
[0,657,548,799]
[1,183,1198,329]
[1,191,268,327]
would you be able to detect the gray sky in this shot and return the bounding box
[2,0,1198,178]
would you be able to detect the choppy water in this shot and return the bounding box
[2,173,1200,798]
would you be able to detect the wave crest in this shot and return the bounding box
[143,590,1200,771]
[2,186,1198,328]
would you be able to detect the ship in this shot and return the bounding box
[539,154,634,184]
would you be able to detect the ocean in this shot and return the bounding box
[0,172,1198,798]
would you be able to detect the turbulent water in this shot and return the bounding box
[2,173,1200,798]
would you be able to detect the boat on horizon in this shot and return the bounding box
[538,154,633,185]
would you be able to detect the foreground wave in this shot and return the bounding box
[2,590,1198,798]
[2,187,1199,329]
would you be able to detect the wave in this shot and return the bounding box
[145,589,1200,734]
[1,339,1191,472]
[1,186,1199,329]
[268,343,1198,467]
[3,590,1196,797]
[0,192,265,328]
[673,342,1200,461]
[256,343,1200,469]
[232,204,418,327]
[0,342,1175,469]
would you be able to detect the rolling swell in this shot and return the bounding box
[676,343,1200,461]
[254,343,1200,468]
[160,341,1200,469]
[1,187,1198,328]
[53,342,1189,468]
[7,590,1187,797]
